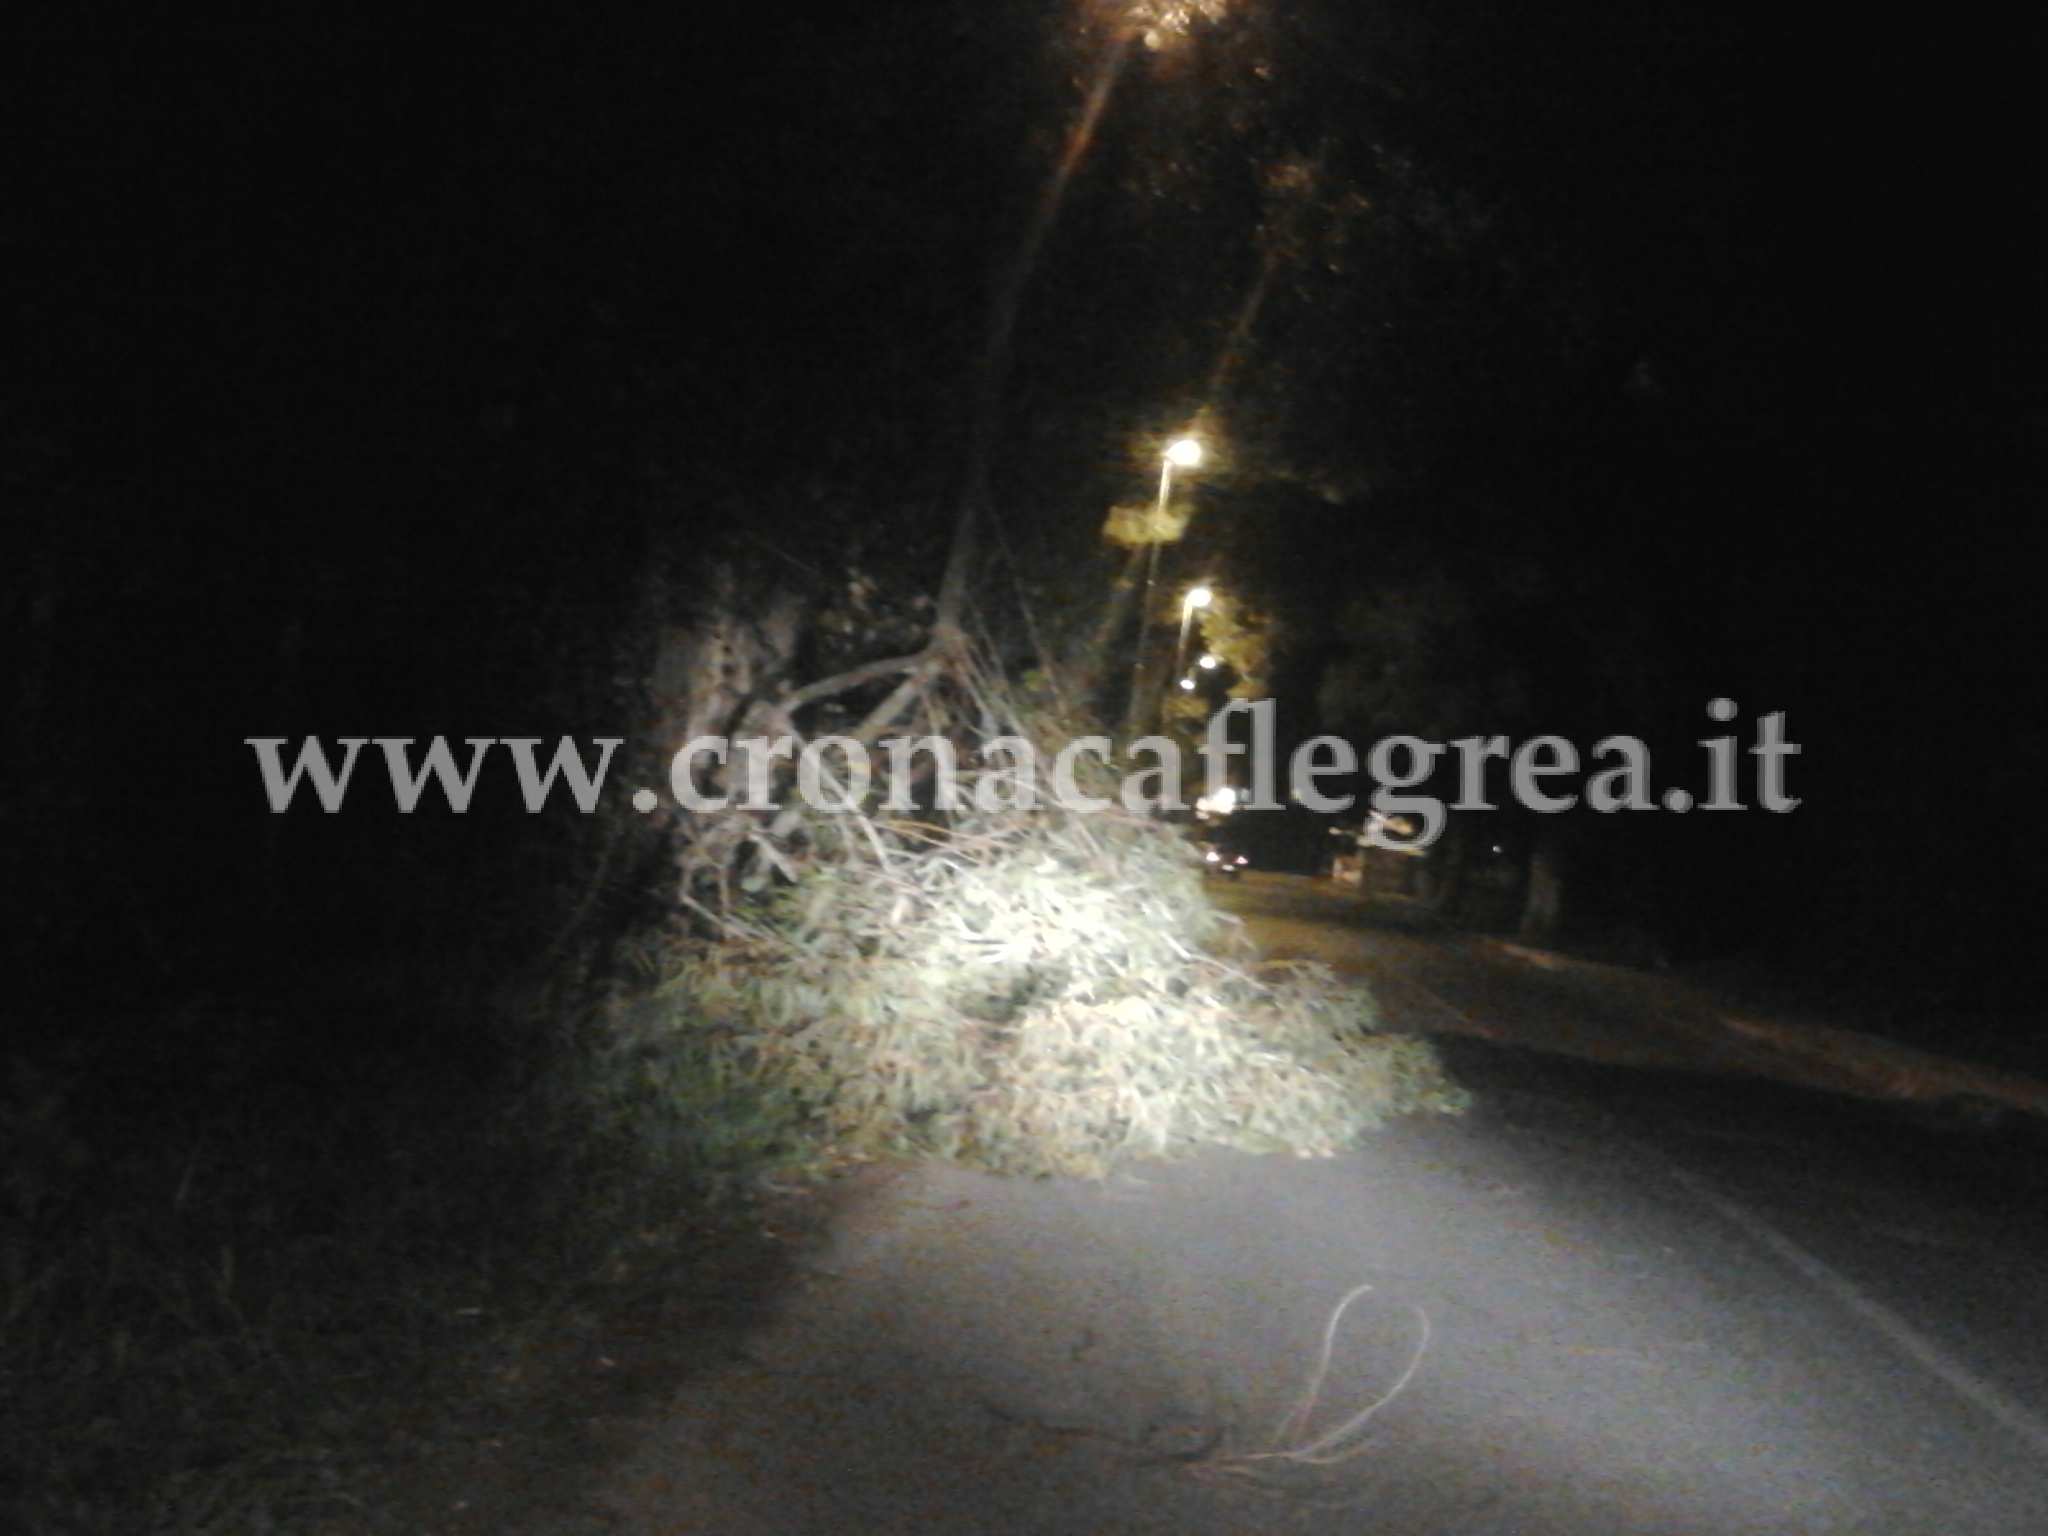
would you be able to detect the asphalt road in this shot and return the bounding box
[400,876,2048,1534]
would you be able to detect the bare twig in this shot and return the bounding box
[783,651,928,712]
[1232,1283,1432,1468]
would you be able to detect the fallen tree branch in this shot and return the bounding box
[782,650,929,712]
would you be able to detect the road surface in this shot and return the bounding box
[377,876,2048,1534]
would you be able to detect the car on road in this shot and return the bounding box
[1199,841,1250,879]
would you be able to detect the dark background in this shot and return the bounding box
[5,2,2043,1044]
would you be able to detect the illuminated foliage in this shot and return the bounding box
[622,793,1464,1180]
[617,626,1464,1180]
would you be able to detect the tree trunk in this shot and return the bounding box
[1416,820,1468,919]
[1517,821,1567,947]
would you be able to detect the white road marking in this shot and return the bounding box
[1321,930,2048,1465]
[1667,1163,2048,1463]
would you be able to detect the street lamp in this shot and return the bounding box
[1174,582,1213,682]
[1157,438,1202,538]
[1134,0,1230,52]
[1126,435,1206,740]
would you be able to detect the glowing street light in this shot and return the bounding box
[1173,581,1215,696]
[1156,440,1204,534]
[1134,0,1230,52]
[1127,435,1208,740]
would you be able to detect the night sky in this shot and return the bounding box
[6,2,2043,1024]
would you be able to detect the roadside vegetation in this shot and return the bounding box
[1,963,767,1535]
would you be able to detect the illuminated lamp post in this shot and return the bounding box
[1173,582,1213,685]
[1125,437,1204,740]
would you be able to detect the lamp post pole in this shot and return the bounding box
[1125,438,1203,742]
[1173,583,1213,690]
